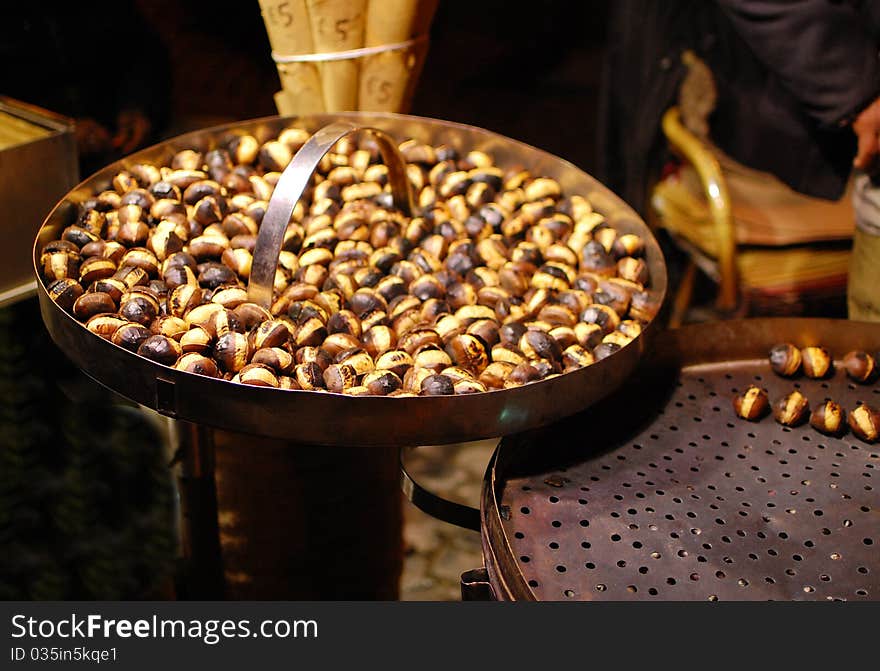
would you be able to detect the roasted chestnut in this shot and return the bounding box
[213,331,250,373]
[363,370,403,396]
[810,400,846,436]
[168,284,202,318]
[848,403,880,443]
[73,291,116,320]
[175,352,220,378]
[413,345,453,372]
[768,343,802,377]
[580,304,620,336]
[86,314,128,339]
[593,342,621,361]
[732,386,770,421]
[445,334,489,373]
[420,373,455,396]
[79,257,117,285]
[773,390,810,426]
[151,315,188,340]
[336,349,375,376]
[251,347,294,373]
[321,362,356,393]
[111,322,152,352]
[562,344,595,371]
[239,363,280,388]
[801,346,832,379]
[177,322,211,350]
[251,320,291,350]
[518,330,562,363]
[294,361,325,390]
[137,334,182,365]
[843,350,877,384]
[47,278,84,312]
[375,350,413,379]
[506,362,541,387]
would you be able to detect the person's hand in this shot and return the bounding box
[74,118,114,157]
[112,109,151,155]
[852,96,880,171]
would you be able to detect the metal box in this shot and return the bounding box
[0,97,77,306]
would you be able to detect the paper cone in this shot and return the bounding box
[358,39,429,112]
[259,0,325,114]
[364,0,437,44]
[358,0,437,112]
[276,62,326,115]
[305,0,367,111]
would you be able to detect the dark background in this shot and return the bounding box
[2,0,610,178]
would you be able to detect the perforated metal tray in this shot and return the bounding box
[482,318,880,601]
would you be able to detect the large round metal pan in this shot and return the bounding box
[34,112,667,447]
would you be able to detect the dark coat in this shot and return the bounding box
[598,0,880,213]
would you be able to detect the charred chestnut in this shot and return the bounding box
[810,400,846,436]
[732,386,770,421]
[363,370,403,396]
[445,334,489,373]
[213,331,250,373]
[239,363,280,388]
[848,403,880,443]
[506,363,541,387]
[420,373,455,396]
[801,346,832,379]
[251,347,294,373]
[768,343,801,377]
[323,363,358,393]
[375,350,413,379]
[294,361,326,390]
[73,291,116,321]
[175,352,220,378]
[111,323,152,352]
[48,278,84,312]
[251,320,291,350]
[773,390,810,426]
[137,334,182,366]
[843,350,877,384]
[518,330,562,363]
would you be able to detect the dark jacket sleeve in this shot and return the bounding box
[716,0,880,126]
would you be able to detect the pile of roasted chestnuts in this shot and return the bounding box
[732,343,879,444]
[41,126,656,396]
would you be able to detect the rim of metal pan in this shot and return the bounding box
[33,112,667,446]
